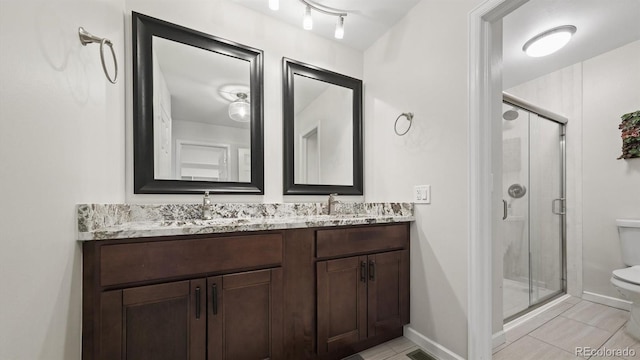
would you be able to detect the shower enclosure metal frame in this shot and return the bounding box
[502,92,567,323]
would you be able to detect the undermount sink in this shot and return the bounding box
[311,214,360,219]
[157,215,364,227]
[159,218,252,227]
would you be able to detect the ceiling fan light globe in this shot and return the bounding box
[228,93,250,122]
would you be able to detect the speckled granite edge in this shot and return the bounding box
[77,202,414,241]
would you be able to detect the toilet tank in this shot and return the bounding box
[618,219,640,266]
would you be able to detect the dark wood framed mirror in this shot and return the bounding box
[282,58,363,195]
[133,12,264,194]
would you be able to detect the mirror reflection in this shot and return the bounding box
[283,58,363,195]
[152,36,251,182]
[132,12,264,194]
[293,74,353,185]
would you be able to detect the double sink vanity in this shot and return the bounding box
[79,202,414,360]
[82,8,414,360]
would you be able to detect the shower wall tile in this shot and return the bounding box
[503,138,522,173]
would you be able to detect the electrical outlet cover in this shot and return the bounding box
[414,185,431,204]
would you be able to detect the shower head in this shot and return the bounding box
[503,109,519,121]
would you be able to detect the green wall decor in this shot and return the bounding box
[618,110,640,160]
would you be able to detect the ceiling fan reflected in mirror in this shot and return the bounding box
[219,84,251,122]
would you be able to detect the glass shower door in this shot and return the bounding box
[529,114,565,305]
[501,99,566,321]
[501,103,531,319]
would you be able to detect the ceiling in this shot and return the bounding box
[232,0,421,51]
[154,36,251,129]
[234,0,640,88]
[503,0,640,89]
[159,0,640,126]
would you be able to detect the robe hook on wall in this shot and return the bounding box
[394,112,414,136]
[78,27,118,84]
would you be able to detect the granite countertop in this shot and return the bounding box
[77,202,414,241]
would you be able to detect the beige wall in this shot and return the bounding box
[0,0,126,359]
[582,41,640,297]
[364,0,484,357]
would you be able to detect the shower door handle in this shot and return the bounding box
[502,200,508,220]
[552,198,566,215]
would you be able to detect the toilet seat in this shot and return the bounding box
[613,266,640,286]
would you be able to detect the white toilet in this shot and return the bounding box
[611,219,640,340]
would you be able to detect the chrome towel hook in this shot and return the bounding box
[78,27,118,84]
[394,112,414,136]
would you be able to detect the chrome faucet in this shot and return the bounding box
[328,193,339,215]
[202,191,212,220]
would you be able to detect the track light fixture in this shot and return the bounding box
[303,5,313,30]
[335,16,344,39]
[269,0,348,39]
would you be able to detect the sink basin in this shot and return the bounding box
[159,218,252,227]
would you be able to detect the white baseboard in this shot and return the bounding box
[403,326,465,360]
[582,291,632,311]
[492,330,505,348]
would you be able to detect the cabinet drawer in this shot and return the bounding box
[316,224,408,259]
[100,233,283,286]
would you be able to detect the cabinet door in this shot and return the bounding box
[367,250,409,337]
[317,256,368,354]
[100,279,206,360]
[208,268,283,360]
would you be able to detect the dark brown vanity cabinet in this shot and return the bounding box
[83,233,284,360]
[208,269,283,360]
[98,269,282,360]
[99,280,203,360]
[315,226,410,356]
[83,223,410,360]
[317,255,368,352]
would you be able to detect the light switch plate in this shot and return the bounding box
[414,185,431,204]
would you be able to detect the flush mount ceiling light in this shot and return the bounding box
[522,25,577,57]
[269,0,348,39]
[228,93,250,122]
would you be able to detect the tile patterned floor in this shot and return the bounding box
[345,336,425,360]
[343,296,640,360]
[494,296,640,359]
